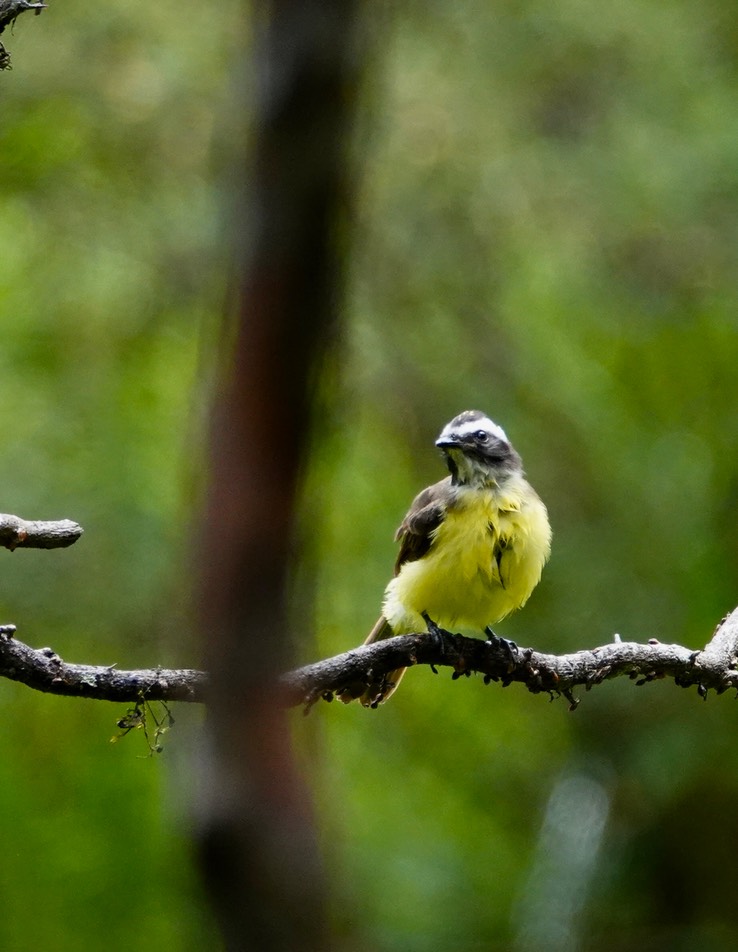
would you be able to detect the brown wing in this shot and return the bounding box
[393,476,452,575]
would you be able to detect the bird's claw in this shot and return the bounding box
[485,626,518,662]
[422,612,453,655]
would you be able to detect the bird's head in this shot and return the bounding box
[435,410,522,486]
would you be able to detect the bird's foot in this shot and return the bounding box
[422,612,454,656]
[485,626,518,662]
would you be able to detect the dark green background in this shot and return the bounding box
[2,1,738,949]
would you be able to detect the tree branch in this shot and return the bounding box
[280,611,738,710]
[1,606,737,710]
[0,514,83,550]
[0,628,206,702]
[0,0,47,70]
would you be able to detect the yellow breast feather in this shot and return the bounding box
[383,478,550,634]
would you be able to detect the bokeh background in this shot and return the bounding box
[2,1,738,949]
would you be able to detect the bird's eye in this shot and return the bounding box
[475,430,489,442]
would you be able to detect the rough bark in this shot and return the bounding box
[0,514,83,550]
[1,606,737,713]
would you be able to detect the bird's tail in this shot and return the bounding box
[338,615,407,707]
[361,615,407,706]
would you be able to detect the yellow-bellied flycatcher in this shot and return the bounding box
[353,409,551,707]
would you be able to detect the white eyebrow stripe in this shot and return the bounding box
[451,416,508,442]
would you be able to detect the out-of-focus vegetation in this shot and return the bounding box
[2,0,738,950]
[308,3,738,951]
[0,0,239,945]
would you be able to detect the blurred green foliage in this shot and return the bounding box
[306,2,738,950]
[0,0,238,945]
[3,0,738,950]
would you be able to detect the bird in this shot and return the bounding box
[350,409,551,707]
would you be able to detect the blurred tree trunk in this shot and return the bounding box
[195,2,362,949]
